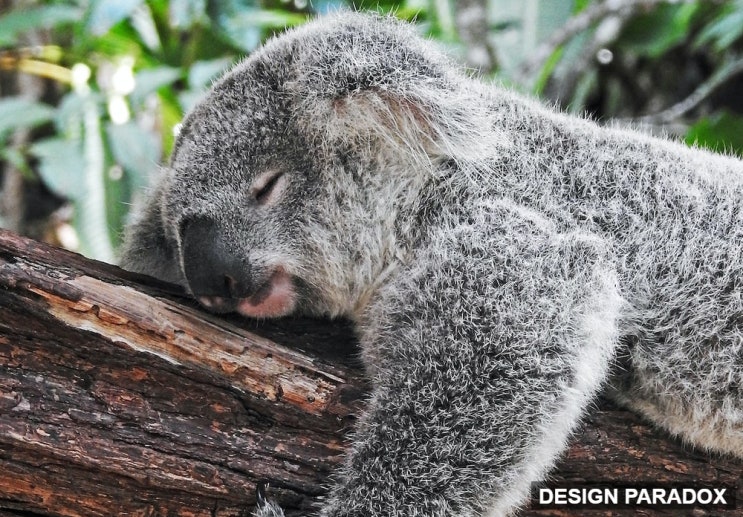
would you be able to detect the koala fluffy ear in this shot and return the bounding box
[283,15,504,166]
[302,87,447,159]
[294,75,492,165]
[294,73,505,168]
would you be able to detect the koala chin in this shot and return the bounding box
[121,11,743,517]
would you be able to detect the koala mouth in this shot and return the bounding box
[197,268,296,319]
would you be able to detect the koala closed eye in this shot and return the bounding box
[250,171,286,205]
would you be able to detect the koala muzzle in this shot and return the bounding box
[180,217,297,318]
[180,217,251,309]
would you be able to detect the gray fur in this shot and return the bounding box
[120,12,743,517]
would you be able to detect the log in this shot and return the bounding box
[0,228,740,516]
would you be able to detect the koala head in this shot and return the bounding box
[131,13,489,321]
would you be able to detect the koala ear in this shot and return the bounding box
[283,15,505,166]
[294,74,506,168]
[302,87,435,152]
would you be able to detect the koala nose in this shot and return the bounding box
[180,217,251,299]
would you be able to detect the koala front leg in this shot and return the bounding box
[320,205,623,517]
[257,203,624,517]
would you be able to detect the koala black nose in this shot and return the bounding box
[181,217,251,299]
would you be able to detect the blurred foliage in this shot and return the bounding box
[1,0,742,261]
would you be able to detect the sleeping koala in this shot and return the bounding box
[120,12,743,517]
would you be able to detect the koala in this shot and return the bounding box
[120,12,743,517]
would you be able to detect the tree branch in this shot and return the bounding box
[454,0,499,74]
[0,228,741,516]
[631,53,743,124]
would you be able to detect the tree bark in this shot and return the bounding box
[0,228,740,516]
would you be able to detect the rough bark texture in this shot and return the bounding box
[0,228,740,516]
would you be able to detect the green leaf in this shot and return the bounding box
[568,68,598,114]
[54,92,89,138]
[0,147,34,180]
[313,0,351,14]
[209,2,305,52]
[0,98,55,141]
[620,3,699,58]
[104,157,132,250]
[87,0,144,36]
[188,57,233,90]
[30,137,87,200]
[130,2,162,51]
[170,0,207,28]
[533,47,564,96]
[75,95,115,262]
[685,111,743,157]
[130,66,183,106]
[695,3,743,52]
[157,89,184,157]
[0,5,82,46]
[178,90,206,113]
[87,24,146,59]
[220,28,259,53]
[106,121,161,191]
[573,0,591,14]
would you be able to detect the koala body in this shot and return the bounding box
[120,13,743,517]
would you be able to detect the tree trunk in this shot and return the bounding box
[0,228,740,516]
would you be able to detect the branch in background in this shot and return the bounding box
[0,53,45,235]
[454,0,498,75]
[631,54,743,124]
[0,13,64,241]
[0,131,26,232]
[547,9,627,107]
[517,0,687,88]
